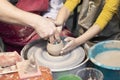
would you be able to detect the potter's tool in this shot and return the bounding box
[17,53,41,79]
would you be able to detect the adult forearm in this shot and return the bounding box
[0,0,25,24]
[0,0,42,27]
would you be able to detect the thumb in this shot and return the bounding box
[64,37,74,42]
[54,21,62,26]
[62,41,73,50]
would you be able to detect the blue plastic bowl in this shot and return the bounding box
[88,40,120,80]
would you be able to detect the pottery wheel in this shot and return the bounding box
[21,39,85,71]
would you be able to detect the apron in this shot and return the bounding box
[78,0,120,43]
[0,0,49,46]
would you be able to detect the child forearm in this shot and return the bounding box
[76,24,101,45]
[55,6,71,26]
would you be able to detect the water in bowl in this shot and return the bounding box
[95,50,120,67]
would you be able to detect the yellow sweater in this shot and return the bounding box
[95,0,120,30]
[64,0,120,30]
[64,0,80,12]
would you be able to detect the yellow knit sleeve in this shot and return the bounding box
[64,0,80,12]
[95,0,120,30]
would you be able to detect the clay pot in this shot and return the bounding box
[46,41,64,56]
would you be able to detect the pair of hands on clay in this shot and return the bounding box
[47,19,62,43]
[49,34,79,54]
[48,21,79,54]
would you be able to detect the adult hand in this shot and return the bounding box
[49,21,63,44]
[49,30,61,44]
[34,17,57,39]
[60,37,79,54]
